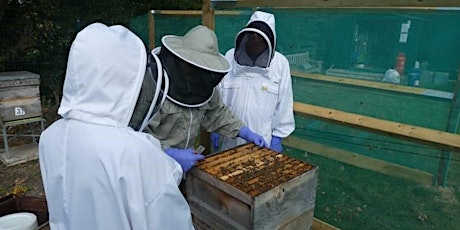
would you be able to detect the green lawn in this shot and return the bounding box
[284,146,460,230]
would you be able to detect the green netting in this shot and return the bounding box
[131,9,460,165]
[128,7,459,180]
[217,9,460,81]
[127,9,460,226]
[126,7,460,229]
[131,9,460,88]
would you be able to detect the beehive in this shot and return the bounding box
[0,71,43,164]
[0,71,42,122]
[186,143,318,230]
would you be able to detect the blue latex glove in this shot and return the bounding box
[210,132,220,150]
[238,126,268,148]
[164,148,205,172]
[269,136,283,153]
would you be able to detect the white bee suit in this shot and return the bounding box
[39,23,194,230]
[218,11,295,151]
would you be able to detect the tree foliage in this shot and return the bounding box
[0,0,201,97]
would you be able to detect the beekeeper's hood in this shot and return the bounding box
[58,22,168,131]
[234,11,276,68]
[158,25,230,107]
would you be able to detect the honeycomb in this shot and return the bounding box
[197,143,315,197]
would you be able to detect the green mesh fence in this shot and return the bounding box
[128,8,460,228]
[130,8,460,90]
[129,7,459,176]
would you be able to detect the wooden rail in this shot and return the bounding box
[212,0,460,8]
[294,102,460,152]
[291,71,454,100]
[150,10,248,15]
[313,218,341,230]
[283,135,434,185]
[290,71,460,185]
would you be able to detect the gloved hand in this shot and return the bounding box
[269,136,283,153]
[164,148,205,172]
[238,126,268,148]
[210,132,220,150]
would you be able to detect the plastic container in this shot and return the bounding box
[408,68,422,86]
[0,212,38,230]
[383,69,400,84]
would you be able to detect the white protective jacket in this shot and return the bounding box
[218,11,295,150]
[39,23,194,230]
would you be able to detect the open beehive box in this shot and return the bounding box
[186,143,318,230]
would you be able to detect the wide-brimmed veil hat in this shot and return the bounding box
[161,25,230,73]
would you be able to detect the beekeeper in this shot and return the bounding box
[39,23,194,229]
[213,11,295,153]
[146,25,268,172]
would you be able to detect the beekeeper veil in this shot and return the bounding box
[159,25,230,107]
[234,11,276,68]
[128,49,169,131]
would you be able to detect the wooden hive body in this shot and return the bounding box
[0,71,41,122]
[186,143,318,230]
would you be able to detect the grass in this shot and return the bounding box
[284,146,460,230]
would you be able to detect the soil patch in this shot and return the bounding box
[0,102,58,198]
[0,159,44,197]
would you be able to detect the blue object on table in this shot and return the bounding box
[408,68,421,87]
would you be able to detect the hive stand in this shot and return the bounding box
[0,117,45,166]
[0,71,44,166]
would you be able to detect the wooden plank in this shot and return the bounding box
[223,0,460,8]
[199,144,254,167]
[0,87,39,101]
[294,102,460,152]
[18,195,49,226]
[283,136,434,185]
[0,195,18,216]
[0,98,42,122]
[292,71,453,100]
[253,167,317,230]
[148,10,155,50]
[0,79,39,89]
[200,0,214,154]
[186,176,252,228]
[2,116,44,127]
[189,196,247,230]
[0,71,39,83]
[313,218,341,230]
[151,9,248,15]
[280,209,314,230]
[151,10,202,15]
[188,167,253,204]
[202,0,215,30]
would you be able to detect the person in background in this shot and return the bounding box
[39,22,194,229]
[146,25,268,172]
[212,11,295,153]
